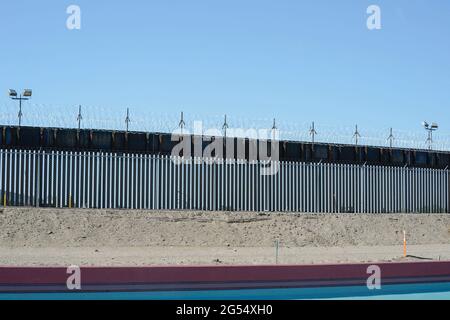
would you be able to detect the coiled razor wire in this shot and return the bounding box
[1,101,449,152]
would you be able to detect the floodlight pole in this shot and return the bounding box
[428,131,432,150]
[426,129,434,150]
[423,123,438,150]
[18,96,23,127]
[10,94,29,127]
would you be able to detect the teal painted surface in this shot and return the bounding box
[1,282,450,300]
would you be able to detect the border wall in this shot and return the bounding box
[1,149,448,213]
[2,126,450,169]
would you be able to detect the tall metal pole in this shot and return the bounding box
[125,108,130,132]
[272,118,277,141]
[179,111,185,135]
[77,105,82,130]
[309,121,317,145]
[18,95,23,127]
[387,128,394,148]
[223,114,228,140]
[425,128,436,150]
[426,130,433,150]
[353,125,361,146]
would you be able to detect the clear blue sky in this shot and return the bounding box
[1,0,449,140]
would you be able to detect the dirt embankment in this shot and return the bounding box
[1,208,450,248]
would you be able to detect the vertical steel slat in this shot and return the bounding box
[295,161,299,212]
[30,151,34,206]
[87,152,91,209]
[133,154,137,210]
[21,150,25,206]
[15,150,18,206]
[413,168,417,213]
[8,150,12,206]
[109,153,113,209]
[144,154,149,210]
[155,155,158,210]
[42,152,50,206]
[284,161,287,212]
[68,152,72,208]
[420,168,423,213]
[200,158,204,211]
[441,169,444,213]
[120,154,124,209]
[144,154,148,210]
[211,159,214,211]
[205,158,209,211]
[95,152,99,209]
[151,155,154,210]
[160,156,167,209]
[81,152,85,208]
[417,168,421,213]
[150,155,153,210]
[335,164,339,213]
[18,150,23,206]
[76,153,80,208]
[193,157,196,210]
[132,154,136,209]
[0,150,3,204]
[7,150,11,205]
[138,154,142,209]
[116,154,120,209]
[97,153,101,209]
[61,151,65,208]
[285,162,289,212]
[425,168,428,213]
[419,169,427,213]
[60,151,64,208]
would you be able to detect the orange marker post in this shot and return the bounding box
[403,230,407,258]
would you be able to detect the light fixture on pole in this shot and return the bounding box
[8,89,32,127]
[422,121,438,150]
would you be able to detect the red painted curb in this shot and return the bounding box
[1,261,449,286]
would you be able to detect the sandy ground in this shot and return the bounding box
[1,208,449,266]
[0,245,449,267]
